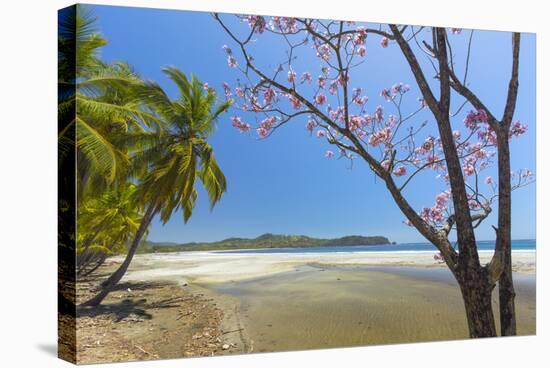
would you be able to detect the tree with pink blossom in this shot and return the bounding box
[215,14,533,338]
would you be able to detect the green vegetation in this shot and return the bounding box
[60,6,230,307]
[138,233,391,253]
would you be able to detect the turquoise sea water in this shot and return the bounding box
[217,239,536,254]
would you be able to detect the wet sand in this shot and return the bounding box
[118,251,536,354]
[211,265,536,352]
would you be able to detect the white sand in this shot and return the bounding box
[119,250,536,285]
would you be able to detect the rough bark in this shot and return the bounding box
[496,134,516,335]
[496,32,521,337]
[457,268,497,337]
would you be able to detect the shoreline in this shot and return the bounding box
[72,250,536,362]
[121,250,536,285]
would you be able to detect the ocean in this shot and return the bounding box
[216,239,536,254]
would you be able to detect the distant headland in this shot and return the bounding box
[139,233,391,253]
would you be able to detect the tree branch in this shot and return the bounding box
[501,33,521,128]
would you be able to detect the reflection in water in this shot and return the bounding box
[211,266,536,352]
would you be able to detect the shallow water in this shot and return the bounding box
[211,265,536,352]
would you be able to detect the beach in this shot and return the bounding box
[74,250,536,362]
[122,249,536,284]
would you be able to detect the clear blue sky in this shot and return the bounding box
[91,4,536,244]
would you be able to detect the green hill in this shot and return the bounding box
[138,233,391,253]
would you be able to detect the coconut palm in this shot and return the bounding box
[81,68,232,306]
[76,183,145,277]
[59,5,160,198]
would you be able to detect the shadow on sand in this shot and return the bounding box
[76,281,184,322]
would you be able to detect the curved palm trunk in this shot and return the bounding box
[80,254,108,278]
[80,204,157,307]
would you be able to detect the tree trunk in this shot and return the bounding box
[80,254,108,278]
[499,259,516,335]
[496,134,517,336]
[457,271,497,337]
[79,204,157,307]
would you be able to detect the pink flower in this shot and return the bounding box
[464,109,488,129]
[374,105,384,122]
[315,43,331,61]
[422,137,434,152]
[463,163,475,176]
[325,150,334,158]
[256,127,269,138]
[260,116,277,130]
[430,206,445,222]
[391,83,409,95]
[509,121,528,138]
[222,82,232,98]
[435,191,451,208]
[263,88,276,105]
[337,72,349,86]
[271,17,298,33]
[477,129,498,145]
[250,95,261,112]
[300,72,312,84]
[349,115,364,131]
[231,116,250,133]
[318,77,326,88]
[246,15,267,33]
[306,119,317,133]
[227,56,238,68]
[357,46,366,57]
[287,70,296,83]
[368,127,391,146]
[288,94,301,110]
[316,129,326,138]
[380,37,389,48]
[485,176,493,185]
[380,88,392,101]
[451,28,462,34]
[353,27,367,45]
[354,95,368,105]
[315,93,327,105]
[393,166,407,177]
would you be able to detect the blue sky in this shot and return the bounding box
[91,5,536,244]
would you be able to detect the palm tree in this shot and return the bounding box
[81,67,232,306]
[76,183,144,277]
[59,5,160,198]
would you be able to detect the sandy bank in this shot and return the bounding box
[120,250,536,285]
